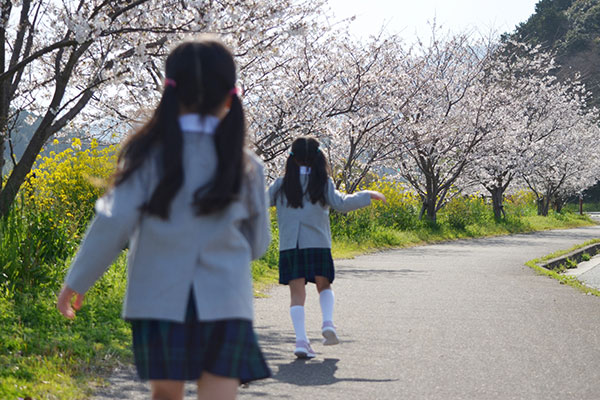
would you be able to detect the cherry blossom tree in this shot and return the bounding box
[244,29,333,174]
[393,31,495,223]
[319,35,418,193]
[0,0,323,216]
[520,94,600,216]
[465,43,562,219]
[465,41,600,218]
[248,30,416,192]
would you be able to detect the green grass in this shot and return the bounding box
[331,212,596,259]
[0,254,130,400]
[525,239,600,297]
[535,239,600,262]
[0,209,596,399]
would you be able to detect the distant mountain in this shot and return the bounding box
[510,0,600,108]
[508,0,600,202]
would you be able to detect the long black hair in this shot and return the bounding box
[278,136,331,208]
[113,38,246,218]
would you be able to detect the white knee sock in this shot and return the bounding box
[319,289,335,324]
[290,305,308,343]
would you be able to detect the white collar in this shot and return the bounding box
[178,114,220,135]
[299,166,311,175]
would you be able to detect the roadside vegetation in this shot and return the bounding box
[525,239,600,297]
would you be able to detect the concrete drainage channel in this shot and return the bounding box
[537,242,600,290]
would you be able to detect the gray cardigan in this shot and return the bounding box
[268,176,371,251]
[65,127,270,322]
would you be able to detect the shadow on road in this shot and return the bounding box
[337,268,429,278]
[272,358,397,386]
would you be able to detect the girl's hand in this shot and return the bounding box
[57,285,85,319]
[369,191,386,203]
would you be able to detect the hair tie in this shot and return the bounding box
[229,86,242,96]
[164,78,177,88]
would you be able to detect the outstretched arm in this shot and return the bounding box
[364,190,386,203]
[326,179,374,213]
[58,162,152,318]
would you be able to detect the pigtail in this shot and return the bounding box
[193,93,245,214]
[308,147,329,207]
[113,84,184,220]
[144,86,184,219]
[280,154,303,208]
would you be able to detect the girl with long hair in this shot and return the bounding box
[269,136,385,358]
[57,38,271,400]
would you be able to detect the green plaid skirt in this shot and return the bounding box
[278,247,334,285]
[129,292,270,383]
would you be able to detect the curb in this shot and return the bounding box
[536,242,600,271]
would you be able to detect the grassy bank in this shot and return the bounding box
[331,213,596,258]
[525,239,600,296]
[0,256,129,400]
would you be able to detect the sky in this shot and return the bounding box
[327,0,540,43]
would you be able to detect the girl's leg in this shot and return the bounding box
[289,278,307,342]
[150,380,185,400]
[315,275,331,294]
[315,276,338,345]
[288,278,314,357]
[196,372,239,400]
[289,277,306,307]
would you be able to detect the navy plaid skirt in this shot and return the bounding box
[129,292,271,383]
[278,247,334,285]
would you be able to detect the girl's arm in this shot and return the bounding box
[363,190,386,203]
[57,163,151,318]
[325,179,385,212]
[267,178,282,207]
[241,156,271,260]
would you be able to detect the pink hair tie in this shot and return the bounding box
[164,78,177,88]
[229,86,242,96]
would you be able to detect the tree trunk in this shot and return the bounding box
[418,200,426,220]
[426,201,437,223]
[0,2,8,190]
[537,197,550,216]
[553,196,565,213]
[420,191,437,223]
[417,173,439,223]
[555,201,564,213]
[489,186,506,220]
[0,124,49,216]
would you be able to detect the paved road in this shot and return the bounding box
[93,225,600,399]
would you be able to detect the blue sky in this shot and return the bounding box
[327,0,540,42]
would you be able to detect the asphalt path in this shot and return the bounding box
[93,225,600,399]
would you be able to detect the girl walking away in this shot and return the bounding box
[57,38,271,400]
[268,137,385,359]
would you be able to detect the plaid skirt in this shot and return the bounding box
[129,293,271,383]
[278,247,334,285]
